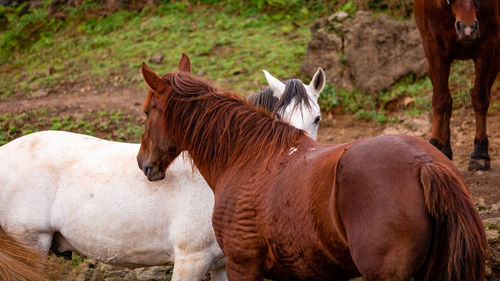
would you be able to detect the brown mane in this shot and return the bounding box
[154,71,306,173]
[434,0,446,8]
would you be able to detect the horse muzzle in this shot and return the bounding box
[137,155,166,181]
[143,164,166,181]
[455,20,480,40]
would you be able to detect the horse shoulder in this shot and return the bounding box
[212,173,265,250]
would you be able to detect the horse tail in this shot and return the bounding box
[419,161,487,281]
[0,227,54,281]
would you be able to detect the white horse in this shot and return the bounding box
[0,66,325,281]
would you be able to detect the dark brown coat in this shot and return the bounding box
[414,0,500,170]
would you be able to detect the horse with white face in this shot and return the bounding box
[249,69,325,140]
[0,55,325,281]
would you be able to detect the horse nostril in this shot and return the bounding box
[473,20,479,32]
[456,20,479,38]
[456,21,463,34]
[463,21,478,36]
[144,165,153,177]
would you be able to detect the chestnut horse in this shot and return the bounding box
[136,55,487,281]
[414,0,500,170]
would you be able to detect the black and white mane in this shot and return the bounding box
[249,79,311,117]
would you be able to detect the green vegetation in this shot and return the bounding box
[485,221,500,230]
[71,253,85,267]
[0,0,493,133]
[0,108,143,145]
[0,0,337,99]
[318,60,481,123]
[55,251,86,268]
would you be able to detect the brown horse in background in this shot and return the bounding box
[414,0,500,170]
[136,54,487,281]
[0,227,54,281]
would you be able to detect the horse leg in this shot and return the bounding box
[8,228,53,255]
[34,233,53,254]
[225,258,264,281]
[349,226,429,281]
[171,251,213,281]
[50,232,76,260]
[428,54,453,159]
[468,51,499,170]
[209,266,228,281]
[336,162,431,281]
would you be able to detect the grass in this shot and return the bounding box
[0,0,496,136]
[0,108,144,145]
[318,59,485,123]
[0,2,320,99]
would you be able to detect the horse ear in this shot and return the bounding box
[309,67,326,96]
[142,62,166,93]
[263,70,285,99]
[178,53,191,73]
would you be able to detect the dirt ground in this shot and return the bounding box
[1,81,500,279]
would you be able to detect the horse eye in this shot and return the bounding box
[276,113,282,119]
[314,116,321,125]
[145,111,149,117]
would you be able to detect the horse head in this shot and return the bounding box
[448,0,479,40]
[137,54,191,181]
[263,67,325,140]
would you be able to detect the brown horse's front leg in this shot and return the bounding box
[225,258,265,281]
[469,51,499,170]
[428,55,453,159]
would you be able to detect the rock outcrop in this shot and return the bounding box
[302,11,427,94]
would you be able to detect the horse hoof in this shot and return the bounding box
[441,145,453,160]
[55,250,73,261]
[429,138,453,160]
[468,158,491,171]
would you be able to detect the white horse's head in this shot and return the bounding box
[262,68,325,140]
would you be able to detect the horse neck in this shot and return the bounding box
[167,89,306,189]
